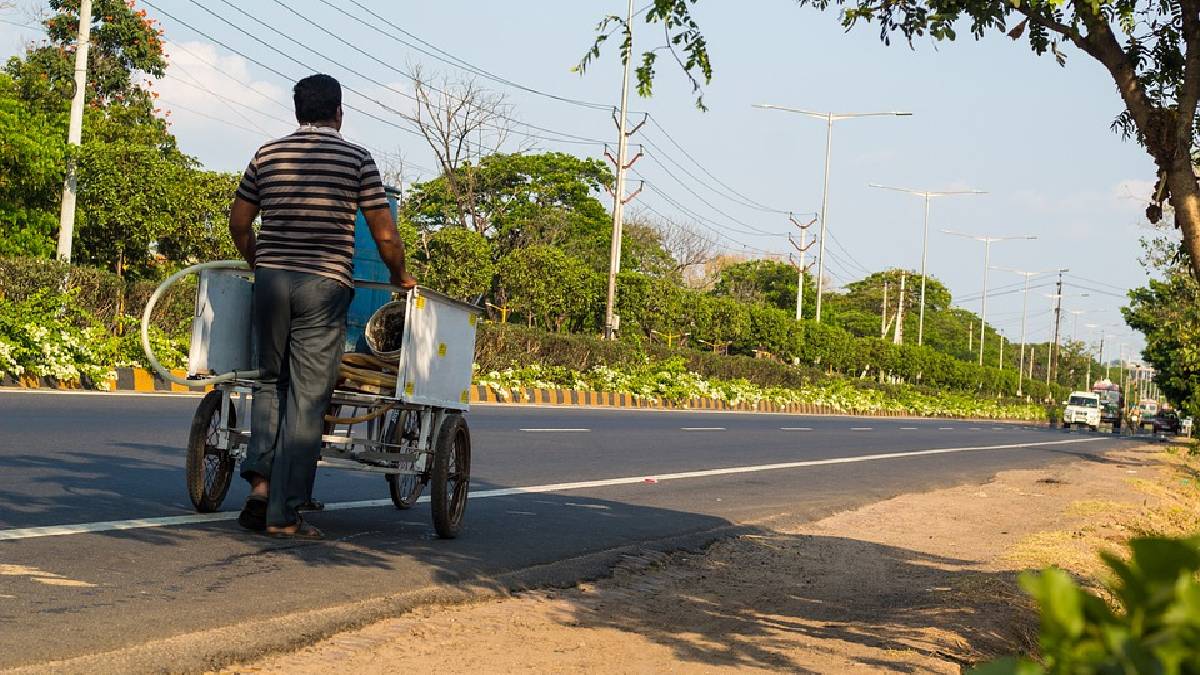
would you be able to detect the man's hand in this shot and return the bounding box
[392,270,417,289]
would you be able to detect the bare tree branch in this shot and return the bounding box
[410,65,516,235]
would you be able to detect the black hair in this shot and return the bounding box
[293,74,341,124]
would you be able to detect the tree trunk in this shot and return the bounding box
[1165,158,1200,279]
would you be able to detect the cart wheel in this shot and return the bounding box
[430,414,471,539]
[386,412,426,509]
[186,390,236,512]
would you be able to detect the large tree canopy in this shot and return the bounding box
[2,0,238,277]
[580,0,1200,280]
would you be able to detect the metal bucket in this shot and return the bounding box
[365,301,407,362]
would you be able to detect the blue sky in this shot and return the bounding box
[1,0,1164,359]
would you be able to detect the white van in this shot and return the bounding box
[1062,391,1102,431]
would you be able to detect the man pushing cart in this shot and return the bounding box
[140,74,479,540]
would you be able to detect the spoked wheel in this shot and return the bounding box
[385,410,427,509]
[186,390,235,512]
[430,414,471,539]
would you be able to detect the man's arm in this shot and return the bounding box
[228,197,259,267]
[364,208,417,289]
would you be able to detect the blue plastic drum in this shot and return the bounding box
[345,190,399,353]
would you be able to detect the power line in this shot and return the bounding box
[224,0,609,147]
[161,39,436,174]
[325,0,649,112]
[645,116,792,215]
[639,180,781,255]
[142,0,427,141]
[641,154,782,237]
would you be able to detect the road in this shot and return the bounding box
[0,390,1138,671]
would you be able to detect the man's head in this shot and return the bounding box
[293,74,342,129]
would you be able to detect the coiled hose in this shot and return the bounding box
[140,260,262,388]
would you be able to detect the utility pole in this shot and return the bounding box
[968,322,973,353]
[753,105,911,322]
[602,0,644,341]
[992,267,1068,396]
[55,0,93,262]
[999,333,1005,370]
[868,184,986,345]
[788,214,816,321]
[1029,346,1036,381]
[942,230,1037,366]
[883,276,892,336]
[1049,272,1065,385]
[893,271,906,345]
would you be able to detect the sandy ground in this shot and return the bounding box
[229,443,1189,674]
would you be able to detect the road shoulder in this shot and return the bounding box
[229,442,1186,674]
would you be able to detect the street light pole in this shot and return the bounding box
[943,230,1038,366]
[869,184,986,346]
[991,266,1068,395]
[753,105,911,322]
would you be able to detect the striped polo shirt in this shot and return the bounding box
[236,125,390,287]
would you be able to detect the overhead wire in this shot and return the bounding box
[142,0,428,142]
[644,116,793,215]
[223,0,609,147]
[641,154,783,237]
[159,33,436,174]
[326,0,651,112]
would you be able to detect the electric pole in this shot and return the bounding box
[602,0,645,341]
[1050,272,1065,384]
[893,271,906,345]
[881,277,889,338]
[788,214,816,321]
[56,0,93,262]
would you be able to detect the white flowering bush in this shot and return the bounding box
[0,290,118,388]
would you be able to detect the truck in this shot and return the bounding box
[1091,379,1124,433]
[1062,390,1103,431]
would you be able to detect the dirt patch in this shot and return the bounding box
[230,444,1189,674]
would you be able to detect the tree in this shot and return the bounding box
[417,227,495,302]
[1123,232,1200,416]
[711,258,813,315]
[579,0,1200,280]
[405,152,616,264]
[410,67,516,234]
[0,73,66,257]
[1,0,245,276]
[497,245,597,331]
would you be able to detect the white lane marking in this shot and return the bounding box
[681,427,726,431]
[939,427,955,430]
[850,427,873,431]
[0,437,1104,542]
[900,427,919,430]
[520,428,591,433]
[969,427,983,431]
[780,427,813,431]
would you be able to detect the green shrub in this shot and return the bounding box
[972,536,1200,675]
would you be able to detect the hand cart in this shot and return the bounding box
[142,261,482,538]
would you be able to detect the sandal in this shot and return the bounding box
[265,518,324,540]
[237,496,267,532]
[298,498,325,512]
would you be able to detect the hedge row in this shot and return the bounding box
[0,256,194,334]
[476,323,1065,404]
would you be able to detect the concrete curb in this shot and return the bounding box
[2,369,1044,424]
[1,367,206,393]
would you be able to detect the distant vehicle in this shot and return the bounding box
[1130,399,1159,426]
[1143,409,1182,435]
[1062,391,1102,431]
[1091,379,1123,433]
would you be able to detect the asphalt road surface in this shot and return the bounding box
[0,389,1140,671]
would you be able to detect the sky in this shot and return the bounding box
[0,0,1171,360]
